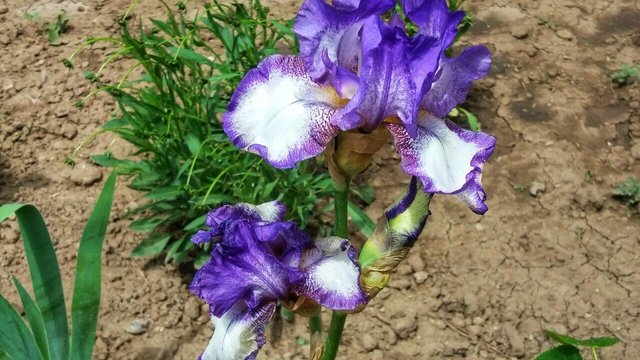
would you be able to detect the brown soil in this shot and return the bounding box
[1,0,639,359]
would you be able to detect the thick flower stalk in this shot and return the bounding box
[359,177,432,299]
[190,201,366,360]
[223,0,496,213]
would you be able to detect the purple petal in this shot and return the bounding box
[292,237,367,311]
[407,35,446,105]
[223,55,341,169]
[422,45,492,117]
[323,51,360,99]
[192,201,286,245]
[191,222,298,316]
[340,18,417,134]
[402,0,465,99]
[200,302,275,360]
[402,0,464,43]
[294,0,394,80]
[388,114,496,213]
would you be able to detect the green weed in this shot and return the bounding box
[536,329,619,360]
[612,176,640,208]
[45,13,69,45]
[67,0,335,264]
[611,64,638,86]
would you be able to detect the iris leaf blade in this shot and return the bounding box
[0,294,42,360]
[12,277,50,360]
[69,172,116,360]
[0,204,69,360]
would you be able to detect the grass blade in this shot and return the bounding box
[12,277,51,360]
[0,204,69,360]
[347,201,376,237]
[535,344,583,360]
[69,172,117,360]
[0,294,42,359]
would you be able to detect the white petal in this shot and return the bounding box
[223,55,341,169]
[293,237,366,311]
[200,302,275,360]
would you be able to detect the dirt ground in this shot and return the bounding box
[1,0,639,359]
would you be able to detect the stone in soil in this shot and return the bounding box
[392,315,418,339]
[529,181,546,196]
[124,318,149,335]
[630,142,640,160]
[413,271,429,284]
[510,24,529,39]
[504,323,525,356]
[68,161,103,186]
[556,29,574,40]
[360,333,378,352]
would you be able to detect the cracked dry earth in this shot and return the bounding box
[1,0,639,359]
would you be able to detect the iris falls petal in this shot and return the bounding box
[388,114,495,213]
[199,302,275,360]
[223,55,341,169]
[292,237,367,311]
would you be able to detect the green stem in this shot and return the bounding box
[322,181,350,360]
[309,315,321,335]
[333,182,349,238]
[592,347,599,360]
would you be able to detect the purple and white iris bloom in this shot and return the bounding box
[190,201,366,360]
[223,0,496,214]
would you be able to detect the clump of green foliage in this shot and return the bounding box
[46,12,70,45]
[536,329,619,360]
[66,1,337,264]
[611,64,638,86]
[612,176,640,208]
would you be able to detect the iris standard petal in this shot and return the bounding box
[199,302,275,360]
[291,236,367,311]
[402,0,464,43]
[341,18,417,134]
[223,55,341,169]
[294,0,394,80]
[388,114,495,213]
[422,45,492,117]
[403,0,466,102]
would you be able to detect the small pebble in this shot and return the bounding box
[510,25,529,39]
[392,317,417,339]
[556,29,574,41]
[124,318,149,335]
[69,161,103,186]
[184,298,201,320]
[2,226,20,243]
[630,142,640,160]
[413,271,428,284]
[59,123,77,140]
[529,181,546,196]
[360,333,378,351]
[524,44,538,57]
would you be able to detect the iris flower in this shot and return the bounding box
[190,201,366,360]
[224,0,496,214]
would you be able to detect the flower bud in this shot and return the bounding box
[326,128,390,188]
[359,177,431,299]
